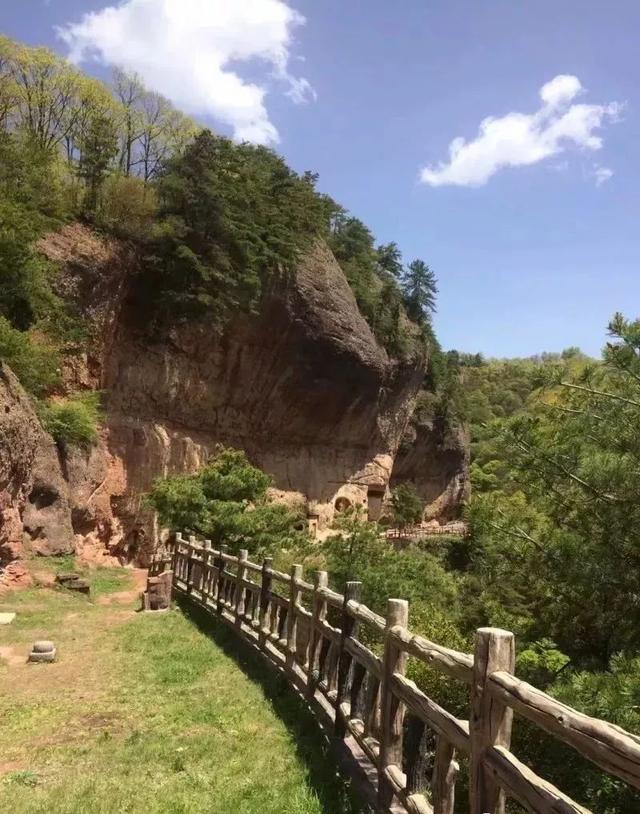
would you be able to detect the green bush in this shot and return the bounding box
[390,482,423,528]
[147,447,305,555]
[0,317,60,395]
[40,392,102,448]
[98,173,158,238]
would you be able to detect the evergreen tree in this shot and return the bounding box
[401,259,438,323]
[390,483,424,529]
[376,241,403,278]
[147,447,304,555]
[77,111,118,215]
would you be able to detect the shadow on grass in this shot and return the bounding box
[177,596,367,814]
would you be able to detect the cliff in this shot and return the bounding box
[391,414,470,521]
[0,224,467,569]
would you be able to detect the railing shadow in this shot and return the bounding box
[176,596,369,814]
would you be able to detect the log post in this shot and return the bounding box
[186,534,196,593]
[259,556,273,649]
[306,570,328,698]
[378,598,409,811]
[286,564,303,667]
[431,736,458,814]
[216,544,228,614]
[202,539,212,598]
[470,627,515,814]
[335,580,361,737]
[235,549,248,626]
[171,532,181,583]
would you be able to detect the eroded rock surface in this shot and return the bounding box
[0,364,74,563]
[0,223,468,567]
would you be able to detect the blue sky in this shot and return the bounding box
[3,1,639,357]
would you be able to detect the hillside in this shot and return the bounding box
[0,36,467,573]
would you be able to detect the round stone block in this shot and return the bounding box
[32,640,55,653]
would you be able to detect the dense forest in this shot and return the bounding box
[2,34,640,813]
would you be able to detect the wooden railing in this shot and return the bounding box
[166,532,640,814]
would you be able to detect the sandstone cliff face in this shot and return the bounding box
[0,364,74,564]
[1,223,468,568]
[391,415,470,521]
[104,239,424,532]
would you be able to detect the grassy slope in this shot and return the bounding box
[0,561,361,814]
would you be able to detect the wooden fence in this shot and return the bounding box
[166,532,640,814]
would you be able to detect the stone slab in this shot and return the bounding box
[0,613,16,625]
[29,647,56,663]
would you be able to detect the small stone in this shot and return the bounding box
[55,572,81,585]
[0,612,16,625]
[29,641,56,663]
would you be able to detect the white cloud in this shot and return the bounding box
[593,165,614,186]
[57,0,313,145]
[420,75,622,187]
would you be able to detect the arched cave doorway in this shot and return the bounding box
[334,496,352,515]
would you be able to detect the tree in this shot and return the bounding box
[76,110,118,215]
[390,483,423,529]
[401,259,437,323]
[140,129,327,326]
[0,37,85,150]
[376,241,403,278]
[467,314,640,669]
[113,68,144,176]
[147,447,304,555]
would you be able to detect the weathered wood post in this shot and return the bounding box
[171,532,182,583]
[259,556,273,649]
[216,544,228,614]
[306,570,328,698]
[469,627,515,814]
[286,564,302,667]
[186,535,196,593]
[335,580,361,737]
[378,598,409,810]
[235,549,248,626]
[431,737,458,814]
[202,539,212,599]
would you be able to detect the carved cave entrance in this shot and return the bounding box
[367,486,384,521]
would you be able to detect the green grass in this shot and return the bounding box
[0,573,363,813]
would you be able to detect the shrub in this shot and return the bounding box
[41,391,102,448]
[390,482,423,528]
[0,316,60,395]
[98,173,158,238]
[147,447,305,555]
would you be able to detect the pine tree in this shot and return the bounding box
[77,112,118,215]
[401,259,438,323]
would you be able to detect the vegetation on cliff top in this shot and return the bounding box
[0,34,437,380]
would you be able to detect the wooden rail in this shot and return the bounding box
[165,532,640,814]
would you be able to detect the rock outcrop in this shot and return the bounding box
[391,415,470,521]
[0,364,74,563]
[1,223,468,568]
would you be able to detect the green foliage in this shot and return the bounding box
[401,259,437,323]
[390,482,423,528]
[321,509,458,615]
[40,392,102,448]
[139,130,329,326]
[147,447,304,555]
[76,111,119,215]
[0,317,60,396]
[98,173,158,238]
[0,132,67,332]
